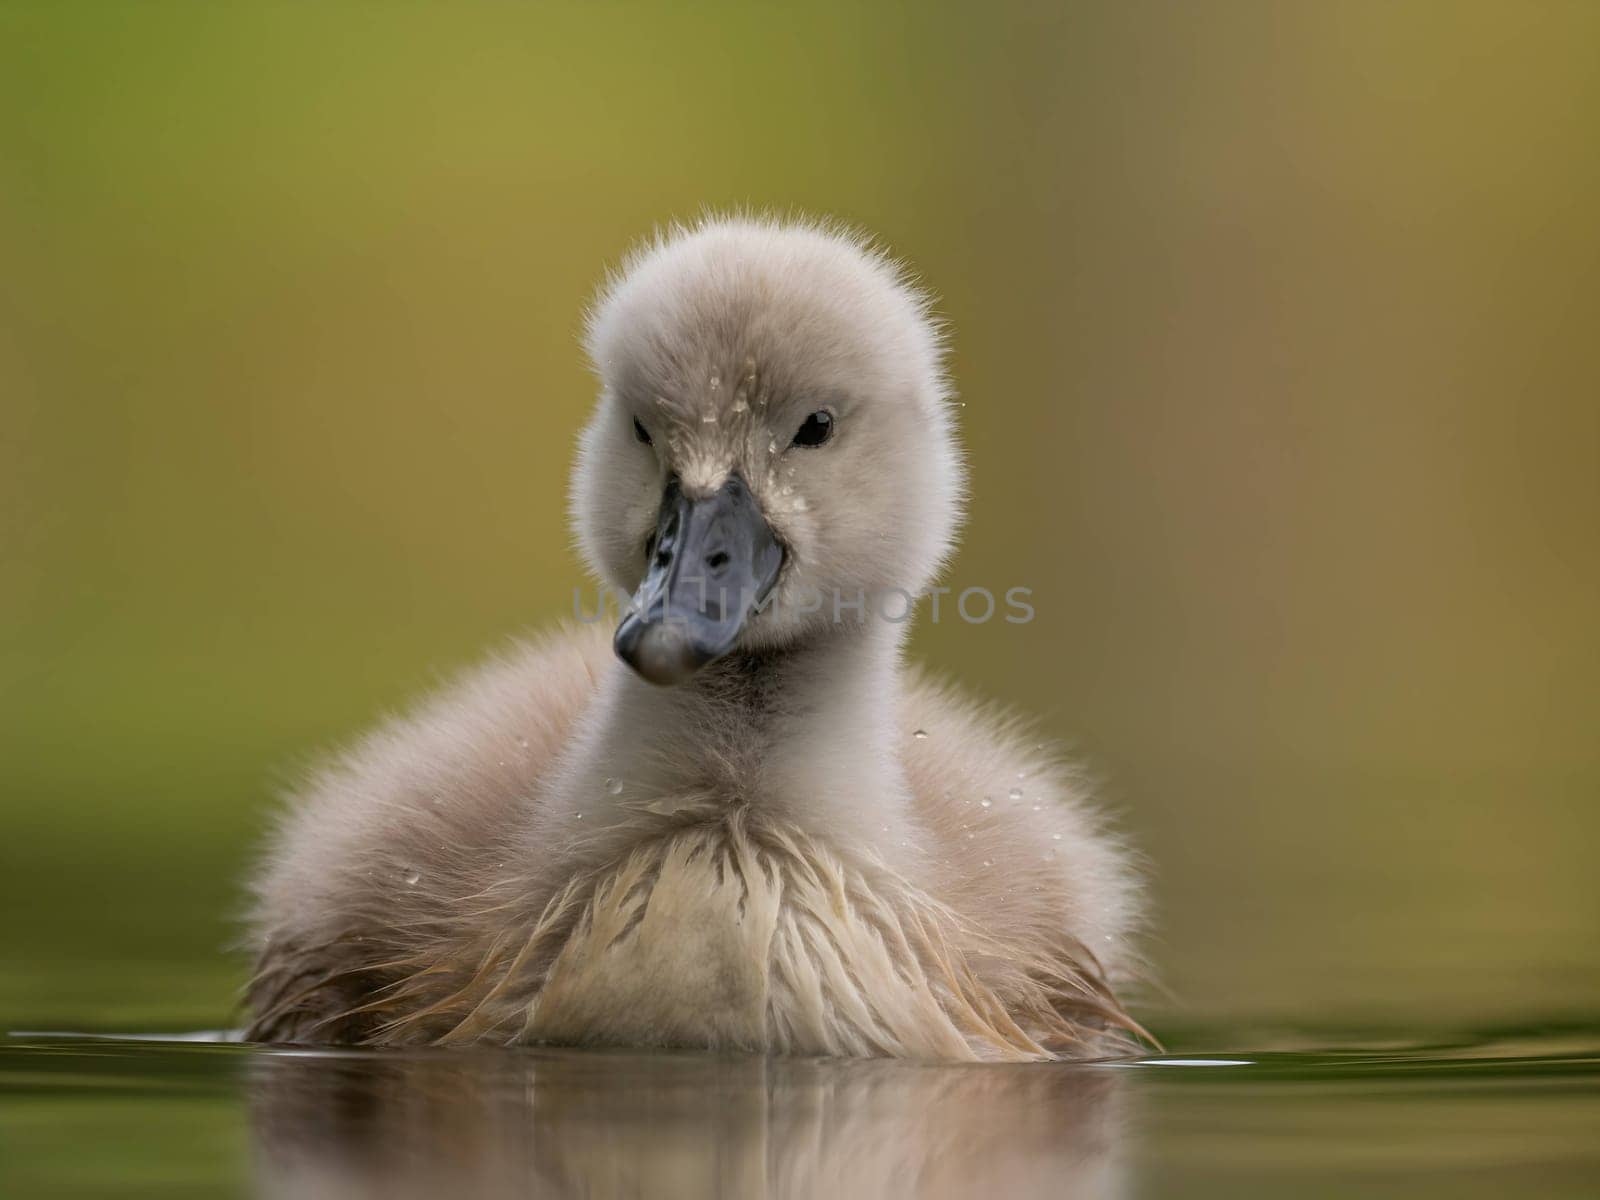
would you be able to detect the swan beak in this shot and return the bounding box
[614,474,784,686]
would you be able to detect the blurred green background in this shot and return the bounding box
[2,1,1596,1037]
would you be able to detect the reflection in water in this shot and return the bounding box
[7,1033,1599,1196]
[249,1047,1125,1199]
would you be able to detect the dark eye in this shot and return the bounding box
[792,409,834,448]
[632,417,653,446]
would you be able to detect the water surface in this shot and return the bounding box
[4,1027,1596,1198]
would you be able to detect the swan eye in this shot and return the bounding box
[632,417,653,446]
[791,410,834,448]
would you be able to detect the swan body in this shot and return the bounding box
[247,216,1144,1060]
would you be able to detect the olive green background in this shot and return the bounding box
[2,1,1596,1036]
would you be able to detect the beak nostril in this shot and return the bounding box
[616,472,783,685]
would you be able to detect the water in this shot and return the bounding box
[4,1027,1596,1197]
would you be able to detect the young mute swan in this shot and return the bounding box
[246,216,1147,1060]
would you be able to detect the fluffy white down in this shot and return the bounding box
[246,215,1147,1060]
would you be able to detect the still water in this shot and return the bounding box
[3,1027,1596,1198]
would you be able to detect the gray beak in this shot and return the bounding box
[614,474,784,686]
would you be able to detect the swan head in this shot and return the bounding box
[573,216,966,685]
